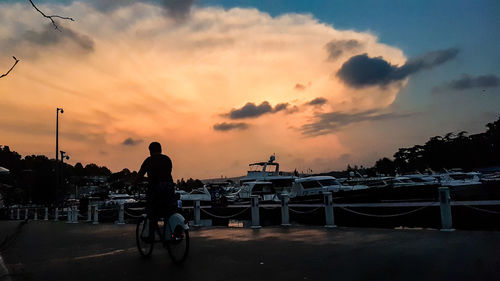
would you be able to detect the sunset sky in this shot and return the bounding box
[1,0,499,180]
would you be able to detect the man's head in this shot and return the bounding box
[148,142,162,155]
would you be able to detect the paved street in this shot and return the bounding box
[1,220,500,281]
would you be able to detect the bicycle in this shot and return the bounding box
[136,212,190,263]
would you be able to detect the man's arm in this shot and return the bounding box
[134,158,149,186]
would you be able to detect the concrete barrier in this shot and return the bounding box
[251,195,261,229]
[281,194,291,226]
[439,187,454,232]
[324,192,337,228]
[93,205,99,225]
[194,200,201,226]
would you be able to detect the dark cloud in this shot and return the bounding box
[163,0,195,20]
[294,83,306,91]
[301,109,415,136]
[336,48,459,88]
[306,97,327,106]
[274,103,289,112]
[325,39,361,60]
[22,24,94,52]
[122,137,142,146]
[442,74,500,91]
[87,0,195,20]
[213,122,249,131]
[227,101,289,119]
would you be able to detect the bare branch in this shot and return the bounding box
[0,57,20,79]
[29,0,75,31]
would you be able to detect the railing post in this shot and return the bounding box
[324,192,337,228]
[16,208,20,220]
[55,208,59,221]
[281,194,290,226]
[72,206,79,224]
[34,208,38,220]
[251,195,261,229]
[87,205,92,222]
[24,208,28,220]
[66,207,72,223]
[44,207,48,220]
[194,200,201,226]
[439,187,454,232]
[116,203,125,225]
[93,205,99,225]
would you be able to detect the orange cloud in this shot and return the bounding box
[0,2,407,179]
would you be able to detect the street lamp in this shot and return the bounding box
[56,108,64,197]
[56,108,64,162]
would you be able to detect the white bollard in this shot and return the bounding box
[116,203,125,225]
[66,207,72,223]
[72,206,79,224]
[251,195,261,229]
[87,205,92,222]
[44,207,48,220]
[16,208,20,220]
[324,192,337,228]
[34,208,38,220]
[55,208,59,221]
[194,200,201,226]
[439,187,454,232]
[24,208,28,220]
[93,205,99,225]
[281,194,291,226]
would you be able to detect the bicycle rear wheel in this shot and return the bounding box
[166,225,189,263]
[136,217,154,257]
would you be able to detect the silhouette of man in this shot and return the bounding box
[137,142,176,242]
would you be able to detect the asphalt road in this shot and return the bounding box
[1,220,500,281]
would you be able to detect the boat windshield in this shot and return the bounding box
[318,179,340,186]
[301,180,322,189]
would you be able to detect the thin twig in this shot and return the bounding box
[0,57,20,79]
[28,0,75,31]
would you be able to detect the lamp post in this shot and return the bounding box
[56,108,64,192]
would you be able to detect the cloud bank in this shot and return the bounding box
[439,74,500,91]
[0,1,410,178]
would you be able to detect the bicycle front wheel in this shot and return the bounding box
[136,217,154,257]
[166,225,189,264]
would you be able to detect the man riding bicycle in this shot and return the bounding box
[136,142,177,242]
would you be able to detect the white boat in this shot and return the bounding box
[106,193,137,205]
[392,175,439,188]
[434,170,482,187]
[290,176,350,197]
[180,186,211,201]
[237,181,280,202]
[239,155,296,190]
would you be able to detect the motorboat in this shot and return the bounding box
[239,155,296,190]
[236,181,280,202]
[291,176,350,197]
[434,170,482,187]
[106,193,137,205]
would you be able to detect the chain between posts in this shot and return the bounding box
[289,207,322,214]
[455,203,500,215]
[201,207,250,219]
[338,204,433,218]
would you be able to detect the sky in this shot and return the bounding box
[0,0,499,180]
